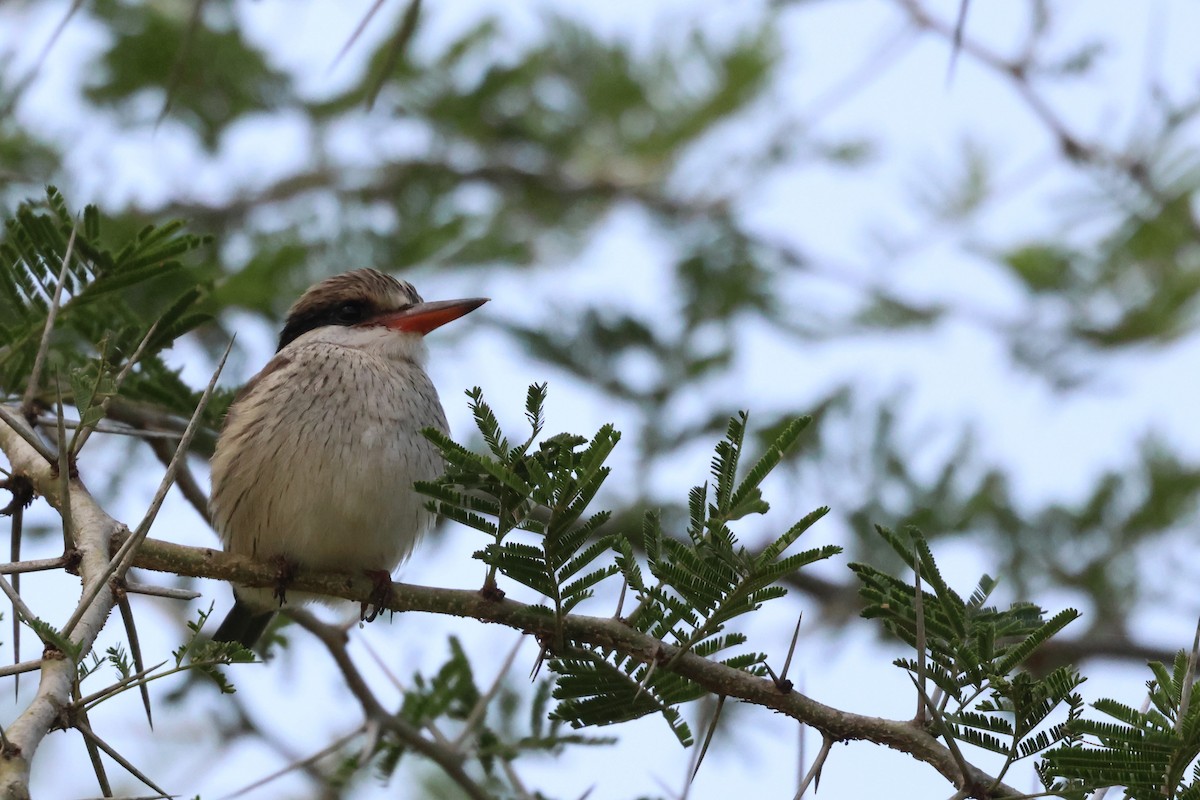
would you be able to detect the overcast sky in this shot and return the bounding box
[4,1,1200,797]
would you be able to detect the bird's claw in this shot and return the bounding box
[360,569,393,623]
[271,556,298,606]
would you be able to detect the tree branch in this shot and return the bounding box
[119,531,1018,799]
[0,409,124,798]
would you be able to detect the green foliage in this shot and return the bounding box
[374,636,613,785]
[399,636,480,729]
[622,413,836,661]
[419,383,621,640]
[1043,650,1200,799]
[556,412,834,744]
[86,0,293,149]
[852,526,1084,786]
[26,614,83,662]
[422,395,837,746]
[0,188,213,429]
[0,130,60,212]
[174,606,257,694]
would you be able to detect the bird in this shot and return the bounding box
[208,268,487,648]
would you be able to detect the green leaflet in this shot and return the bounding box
[0,188,212,430]
[420,396,835,743]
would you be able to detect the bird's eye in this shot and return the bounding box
[333,301,366,324]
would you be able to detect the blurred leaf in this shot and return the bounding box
[86,0,293,148]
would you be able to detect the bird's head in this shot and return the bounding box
[276,269,488,356]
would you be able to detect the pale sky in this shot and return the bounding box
[3,1,1200,797]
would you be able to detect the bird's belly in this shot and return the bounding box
[268,426,434,571]
[212,355,446,585]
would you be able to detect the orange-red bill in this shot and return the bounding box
[374,297,489,335]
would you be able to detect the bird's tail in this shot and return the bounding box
[212,597,274,649]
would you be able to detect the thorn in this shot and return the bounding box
[328,0,388,75]
[634,647,663,702]
[5,479,28,701]
[793,734,834,799]
[612,575,628,620]
[529,638,550,681]
[778,611,804,690]
[689,695,725,784]
[946,0,970,85]
[763,662,791,694]
[116,590,153,729]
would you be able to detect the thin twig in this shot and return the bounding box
[453,636,525,750]
[0,660,42,679]
[123,581,200,601]
[148,437,211,526]
[914,545,928,724]
[356,634,407,694]
[219,725,366,800]
[365,0,422,110]
[946,0,970,82]
[355,636,454,749]
[0,405,57,463]
[54,379,74,550]
[74,658,243,719]
[72,660,169,710]
[328,0,389,74]
[0,574,42,637]
[73,718,170,797]
[19,180,79,417]
[43,416,188,440]
[0,556,68,575]
[61,338,231,638]
[286,608,493,800]
[9,493,23,699]
[501,756,535,800]
[71,318,161,455]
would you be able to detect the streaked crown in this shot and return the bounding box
[276,269,423,351]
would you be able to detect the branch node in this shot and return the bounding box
[479,576,506,602]
[0,474,35,516]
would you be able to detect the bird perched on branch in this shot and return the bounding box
[209,269,487,648]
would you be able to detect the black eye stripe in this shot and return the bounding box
[276,298,373,351]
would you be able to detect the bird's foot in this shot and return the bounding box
[271,556,298,606]
[360,569,393,623]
